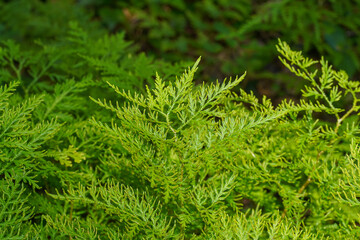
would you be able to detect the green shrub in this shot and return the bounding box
[0,18,186,238]
[2,38,359,238]
[82,40,360,238]
[1,1,360,238]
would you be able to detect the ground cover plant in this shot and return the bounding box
[1,30,360,238]
[1,0,360,239]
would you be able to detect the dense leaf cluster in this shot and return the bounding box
[1,30,360,238]
[1,0,360,239]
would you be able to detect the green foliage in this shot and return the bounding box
[0,0,104,44]
[79,0,360,92]
[334,140,360,207]
[0,7,187,238]
[0,174,33,239]
[1,1,360,238]
[0,81,59,239]
[2,0,360,97]
[14,40,355,238]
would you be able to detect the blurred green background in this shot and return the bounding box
[1,0,360,101]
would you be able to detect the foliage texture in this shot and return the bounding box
[1,40,358,238]
[1,0,360,239]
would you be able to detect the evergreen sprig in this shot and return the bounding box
[1,31,360,238]
[54,40,359,238]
